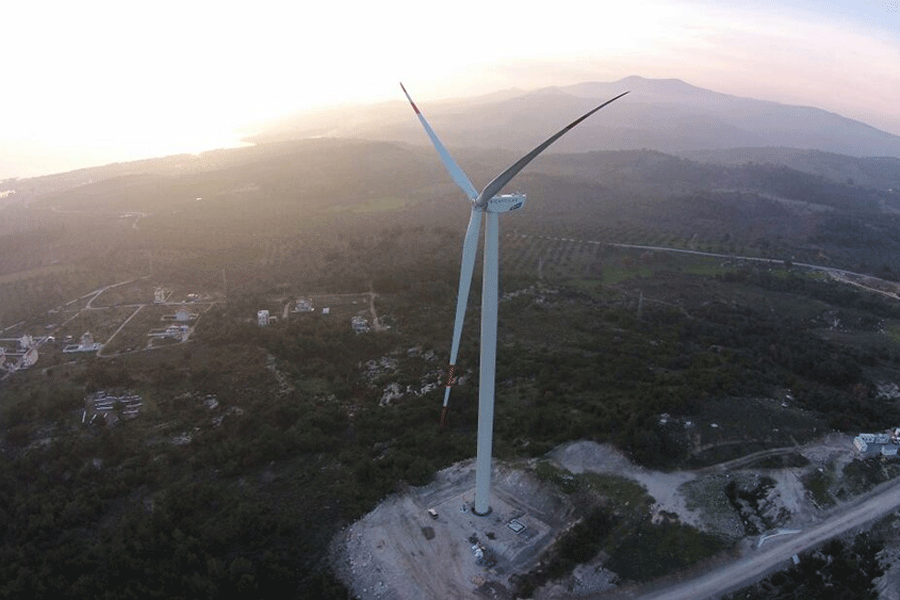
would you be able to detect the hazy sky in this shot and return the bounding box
[3,0,899,180]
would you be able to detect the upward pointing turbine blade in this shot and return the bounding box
[400,82,482,425]
[477,91,630,205]
[400,83,479,201]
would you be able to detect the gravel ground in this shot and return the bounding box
[332,460,572,600]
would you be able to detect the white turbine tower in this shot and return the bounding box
[401,83,628,515]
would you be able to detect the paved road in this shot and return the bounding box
[513,234,900,303]
[605,242,900,299]
[514,234,899,295]
[626,477,900,600]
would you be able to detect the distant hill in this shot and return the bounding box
[250,76,900,160]
[674,147,900,191]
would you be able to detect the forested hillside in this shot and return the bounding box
[1,139,900,597]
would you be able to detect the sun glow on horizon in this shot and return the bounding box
[3,0,898,179]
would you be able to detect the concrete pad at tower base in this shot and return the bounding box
[333,460,573,600]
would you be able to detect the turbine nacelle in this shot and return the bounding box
[483,193,526,213]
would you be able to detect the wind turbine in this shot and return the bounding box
[401,83,628,515]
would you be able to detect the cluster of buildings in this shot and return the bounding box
[162,308,197,322]
[853,428,900,457]
[148,324,189,341]
[155,287,203,304]
[258,298,351,328]
[0,335,39,372]
[351,315,371,334]
[149,307,196,342]
[63,331,101,353]
[294,298,314,313]
[82,390,143,426]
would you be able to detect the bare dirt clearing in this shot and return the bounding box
[333,461,572,600]
[548,441,703,529]
[334,434,898,600]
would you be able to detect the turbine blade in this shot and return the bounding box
[477,91,629,205]
[441,206,482,425]
[400,82,479,201]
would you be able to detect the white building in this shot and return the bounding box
[351,315,370,334]
[63,331,102,353]
[854,428,900,456]
[165,325,188,338]
[21,347,38,368]
[18,335,33,351]
[258,310,270,327]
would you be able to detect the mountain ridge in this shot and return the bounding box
[250,76,900,159]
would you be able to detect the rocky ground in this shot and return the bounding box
[331,461,573,600]
[333,434,900,600]
[877,543,900,600]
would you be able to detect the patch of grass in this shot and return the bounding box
[746,453,811,470]
[91,281,157,307]
[605,521,726,582]
[307,293,372,319]
[678,257,734,277]
[884,320,900,346]
[578,472,654,515]
[688,399,826,467]
[547,508,614,579]
[534,460,579,493]
[533,464,655,511]
[601,263,655,285]
[839,457,900,497]
[564,277,604,294]
[97,306,149,353]
[802,467,835,508]
[55,306,139,345]
[527,465,727,584]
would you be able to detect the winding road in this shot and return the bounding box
[625,477,900,600]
